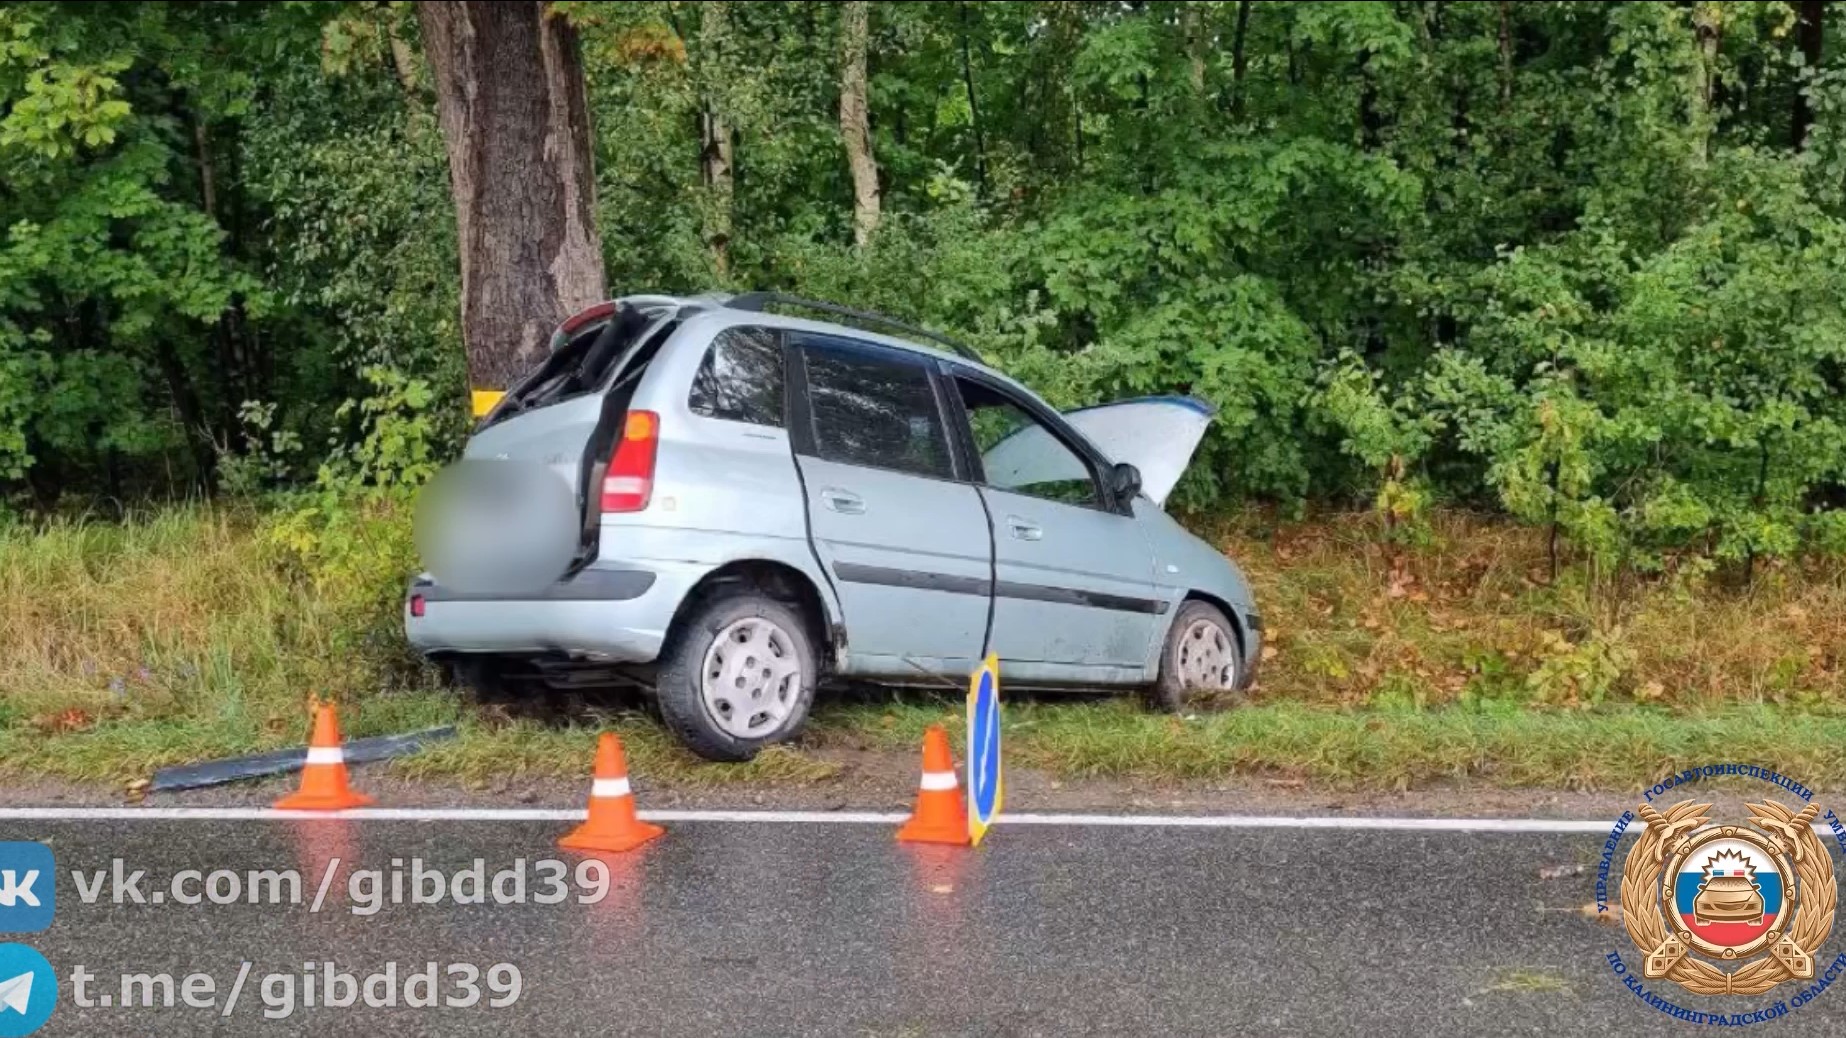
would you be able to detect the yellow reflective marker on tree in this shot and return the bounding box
[471,390,505,418]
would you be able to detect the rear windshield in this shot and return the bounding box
[485,306,660,425]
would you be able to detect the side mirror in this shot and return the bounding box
[1110,462,1143,502]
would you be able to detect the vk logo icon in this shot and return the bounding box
[0,845,52,933]
[0,944,53,1036]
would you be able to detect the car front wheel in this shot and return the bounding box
[654,588,818,761]
[1147,600,1244,712]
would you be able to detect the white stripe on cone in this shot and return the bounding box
[919,771,959,791]
[592,777,632,798]
[305,747,344,766]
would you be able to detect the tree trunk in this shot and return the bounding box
[151,338,219,491]
[839,1,881,247]
[697,1,735,275]
[416,0,607,390]
[1230,0,1253,116]
[1690,1,1724,165]
[1497,0,1514,107]
[388,26,421,96]
[958,1,988,197]
[1793,0,1826,150]
[1183,1,1207,97]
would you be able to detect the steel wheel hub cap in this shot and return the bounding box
[1176,618,1236,691]
[700,617,801,738]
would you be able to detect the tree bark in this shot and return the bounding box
[1690,1,1724,165]
[1230,0,1253,116]
[1792,0,1826,150]
[958,1,988,197]
[839,1,881,247]
[697,1,735,275]
[1183,1,1207,97]
[416,0,607,390]
[388,25,421,96]
[1497,0,1514,107]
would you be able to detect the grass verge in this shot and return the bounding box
[2,506,1844,793]
[7,696,1846,794]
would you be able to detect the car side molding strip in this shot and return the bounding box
[833,562,1166,616]
[832,562,989,598]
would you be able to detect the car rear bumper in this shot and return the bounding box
[404,560,703,663]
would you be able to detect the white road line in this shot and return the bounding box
[0,805,1773,833]
[0,806,1832,835]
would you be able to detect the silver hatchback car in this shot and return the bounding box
[406,293,1262,760]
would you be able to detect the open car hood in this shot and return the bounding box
[984,395,1215,508]
[1065,395,1215,507]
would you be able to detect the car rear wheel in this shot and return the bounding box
[655,588,818,761]
[1147,600,1243,712]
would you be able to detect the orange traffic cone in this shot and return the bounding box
[897,725,971,846]
[558,733,664,853]
[275,701,373,811]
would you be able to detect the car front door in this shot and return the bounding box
[790,336,993,679]
[946,370,1163,683]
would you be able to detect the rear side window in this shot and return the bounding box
[689,327,784,427]
[802,346,954,479]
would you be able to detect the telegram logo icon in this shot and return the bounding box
[0,943,54,1037]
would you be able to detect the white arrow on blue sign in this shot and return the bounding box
[966,653,1003,846]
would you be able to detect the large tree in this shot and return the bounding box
[416,1,607,390]
[839,1,881,247]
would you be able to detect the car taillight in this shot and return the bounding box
[600,410,659,513]
[409,594,426,618]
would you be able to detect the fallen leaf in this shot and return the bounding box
[1580,903,1621,926]
[31,708,94,734]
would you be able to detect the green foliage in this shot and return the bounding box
[1,0,1844,577]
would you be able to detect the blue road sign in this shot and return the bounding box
[966,653,1003,845]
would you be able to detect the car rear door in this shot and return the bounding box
[790,335,994,679]
[945,369,1163,682]
[466,301,679,531]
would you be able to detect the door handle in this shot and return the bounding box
[1006,516,1043,541]
[820,488,866,515]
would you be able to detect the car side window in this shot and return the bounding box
[688,327,784,427]
[801,345,955,480]
[953,376,1101,508]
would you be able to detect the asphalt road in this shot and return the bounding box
[9,817,1842,1036]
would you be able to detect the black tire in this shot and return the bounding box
[1146,600,1244,713]
[654,588,819,762]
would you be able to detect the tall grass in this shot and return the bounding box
[2,506,1843,787]
[0,507,454,778]
[1194,509,1846,712]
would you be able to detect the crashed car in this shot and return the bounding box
[406,293,1262,761]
